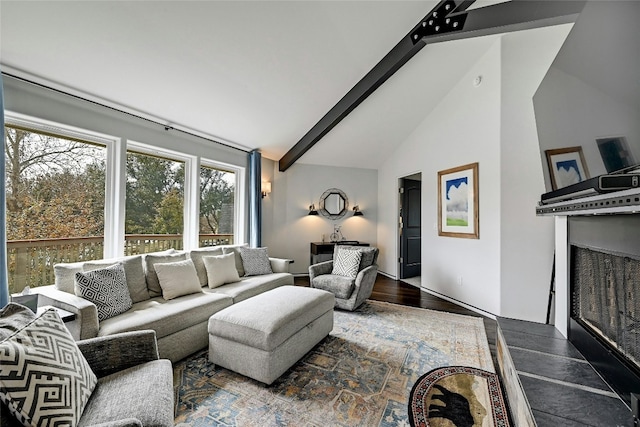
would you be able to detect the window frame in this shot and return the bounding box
[200,157,246,248]
[5,111,247,258]
[4,111,121,256]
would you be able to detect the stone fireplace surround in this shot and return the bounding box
[566,215,640,406]
[492,189,640,425]
[550,188,640,410]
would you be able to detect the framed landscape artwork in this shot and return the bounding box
[438,162,479,239]
[545,146,589,190]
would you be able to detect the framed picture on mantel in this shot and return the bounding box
[545,146,589,190]
[437,162,479,239]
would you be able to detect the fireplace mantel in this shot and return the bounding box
[536,187,640,216]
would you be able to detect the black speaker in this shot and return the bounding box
[598,174,640,191]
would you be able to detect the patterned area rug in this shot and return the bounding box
[408,366,510,427]
[173,301,494,426]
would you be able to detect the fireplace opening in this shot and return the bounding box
[571,244,640,406]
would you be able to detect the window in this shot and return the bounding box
[5,123,108,293]
[4,112,246,293]
[125,145,187,254]
[199,164,236,246]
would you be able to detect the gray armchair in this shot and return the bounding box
[76,330,174,427]
[309,246,379,311]
[1,303,174,427]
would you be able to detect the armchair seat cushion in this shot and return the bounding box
[311,274,355,300]
[78,359,173,427]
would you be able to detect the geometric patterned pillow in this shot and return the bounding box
[0,309,97,426]
[331,248,363,279]
[238,247,273,276]
[75,263,132,321]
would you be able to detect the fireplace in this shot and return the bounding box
[568,215,640,407]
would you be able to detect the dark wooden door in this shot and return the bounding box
[400,178,421,279]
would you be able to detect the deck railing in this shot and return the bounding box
[7,234,233,294]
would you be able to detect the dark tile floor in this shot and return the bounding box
[497,317,633,427]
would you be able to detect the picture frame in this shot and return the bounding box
[545,146,589,190]
[438,162,479,239]
[595,136,635,173]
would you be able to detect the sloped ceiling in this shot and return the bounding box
[3,1,545,170]
[1,0,442,163]
[296,34,498,168]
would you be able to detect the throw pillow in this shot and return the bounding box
[0,308,97,427]
[75,263,133,322]
[202,253,241,288]
[143,251,186,297]
[332,248,363,279]
[238,247,273,276]
[188,246,224,287]
[221,244,248,277]
[84,255,149,303]
[0,303,36,342]
[154,259,203,300]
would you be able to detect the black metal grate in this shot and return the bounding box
[572,246,640,368]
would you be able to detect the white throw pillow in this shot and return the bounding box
[0,309,97,427]
[238,247,273,276]
[154,259,203,300]
[331,248,363,279]
[75,263,133,321]
[188,246,224,287]
[203,253,241,288]
[143,250,185,297]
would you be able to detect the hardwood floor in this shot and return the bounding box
[294,274,498,354]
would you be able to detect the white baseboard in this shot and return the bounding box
[420,286,497,320]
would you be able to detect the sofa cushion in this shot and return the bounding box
[188,246,224,287]
[238,247,273,276]
[97,292,233,340]
[78,360,173,427]
[54,261,85,294]
[154,259,202,300]
[222,244,248,277]
[84,255,149,303]
[0,308,97,427]
[204,273,293,303]
[331,248,362,279]
[75,264,133,322]
[312,274,356,299]
[143,251,186,298]
[203,253,240,288]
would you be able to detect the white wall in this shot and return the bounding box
[534,67,640,189]
[377,25,572,320]
[500,25,573,321]
[262,160,377,275]
[378,38,503,315]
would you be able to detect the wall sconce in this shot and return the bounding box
[352,206,363,216]
[261,181,271,198]
[308,204,319,215]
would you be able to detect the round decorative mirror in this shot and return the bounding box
[319,188,349,220]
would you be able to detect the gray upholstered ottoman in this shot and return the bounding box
[207,285,335,385]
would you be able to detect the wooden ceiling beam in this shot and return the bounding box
[278,0,585,172]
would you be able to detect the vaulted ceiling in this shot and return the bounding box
[1,1,579,170]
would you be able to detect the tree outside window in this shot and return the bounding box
[125,151,185,254]
[4,126,106,292]
[199,165,235,246]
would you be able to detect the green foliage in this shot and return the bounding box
[200,167,234,234]
[154,188,184,234]
[5,128,234,239]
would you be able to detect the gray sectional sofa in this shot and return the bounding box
[33,245,294,362]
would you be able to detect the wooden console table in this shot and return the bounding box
[310,241,369,265]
